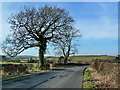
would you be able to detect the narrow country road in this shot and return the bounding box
[2,65,88,89]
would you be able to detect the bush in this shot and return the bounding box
[27,60,38,63]
[44,64,50,70]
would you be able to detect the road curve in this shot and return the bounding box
[2,65,88,89]
[34,66,88,88]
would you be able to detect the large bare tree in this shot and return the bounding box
[2,5,74,69]
[52,26,81,64]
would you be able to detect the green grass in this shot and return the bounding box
[2,73,31,81]
[46,55,115,63]
[84,68,93,81]
[83,68,94,88]
[2,62,38,64]
[2,55,115,64]
[2,66,62,81]
[70,55,115,63]
[2,70,49,81]
[83,82,93,89]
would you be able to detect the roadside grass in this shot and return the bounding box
[2,73,31,81]
[2,67,62,81]
[2,62,38,64]
[83,68,94,88]
[2,70,49,81]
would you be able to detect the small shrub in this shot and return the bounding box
[44,64,50,70]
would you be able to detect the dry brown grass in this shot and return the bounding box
[89,63,119,88]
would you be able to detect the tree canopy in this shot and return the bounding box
[2,5,74,69]
[52,26,81,63]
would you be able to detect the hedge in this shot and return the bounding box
[1,63,39,76]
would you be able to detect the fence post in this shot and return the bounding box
[98,62,103,72]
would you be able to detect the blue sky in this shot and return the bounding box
[1,2,118,56]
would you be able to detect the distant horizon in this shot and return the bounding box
[0,54,117,57]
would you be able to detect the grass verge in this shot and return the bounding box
[2,67,62,81]
[2,70,49,81]
[83,68,94,88]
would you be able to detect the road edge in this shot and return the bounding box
[82,67,88,88]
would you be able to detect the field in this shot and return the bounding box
[45,55,116,63]
[2,55,116,64]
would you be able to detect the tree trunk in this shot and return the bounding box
[38,40,47,70]
[38,47,44,70]
[63,45,70,64]
[64,56,69,64]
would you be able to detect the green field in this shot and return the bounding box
[45,55,115,63]
[2,55,116,64]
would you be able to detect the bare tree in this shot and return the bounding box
[52,26,81,64]
[2,5,74,69]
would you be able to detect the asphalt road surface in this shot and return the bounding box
[2,65,88,89]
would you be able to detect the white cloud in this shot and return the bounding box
[75,3,118,40]
[76,19,117,40]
